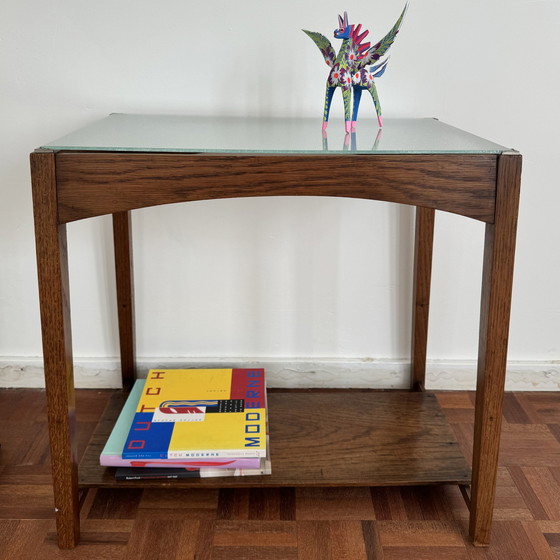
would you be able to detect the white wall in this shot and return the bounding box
[1,0,559,387]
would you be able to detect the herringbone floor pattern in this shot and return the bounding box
[0,388,559,559]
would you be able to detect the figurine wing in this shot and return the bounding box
[302,30,337,67]
[357,3,407,69]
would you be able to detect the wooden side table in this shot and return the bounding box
[30,115,521,548]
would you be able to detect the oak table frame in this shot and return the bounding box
[30,116,521,548]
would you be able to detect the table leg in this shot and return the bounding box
[31,151,80,548]
[411,206,435,391]
[112,211,136,389]
[469,152,522,546]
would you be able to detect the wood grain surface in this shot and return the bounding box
[30,151,80,548]
[112,212,136,389]
[411,206,435,391]
[79,390,471,489]
[2,388,560,559]
[54,152,498,224]
[470,152,522,545]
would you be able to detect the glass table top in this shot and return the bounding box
[41,114,509,155]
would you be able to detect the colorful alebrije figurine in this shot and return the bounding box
[303,4,407,132]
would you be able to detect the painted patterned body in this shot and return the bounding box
[303,5,407,132]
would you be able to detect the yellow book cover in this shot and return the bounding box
[123,369,266,459]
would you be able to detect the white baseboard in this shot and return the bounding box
[1,357,559,391]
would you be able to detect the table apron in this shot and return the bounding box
[54,152,498,224]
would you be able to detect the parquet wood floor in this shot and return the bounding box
[0,388,559,559]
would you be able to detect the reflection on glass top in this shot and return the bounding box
[41,114,509,155]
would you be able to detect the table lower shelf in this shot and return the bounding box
[79,389,471,488]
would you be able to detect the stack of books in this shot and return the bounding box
[100,368,271,480]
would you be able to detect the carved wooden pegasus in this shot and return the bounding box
[303,4,407,132]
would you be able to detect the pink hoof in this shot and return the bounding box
[351,120,357,132]
[345,121,352,134]
[377,115,383,127]
[322,121,328,131]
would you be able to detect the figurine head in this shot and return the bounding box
[334,12,351,39]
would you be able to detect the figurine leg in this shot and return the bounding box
[367,82,383,127]
[352,86,364,130]
[323,86,336,130]
[342,86,352,133]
